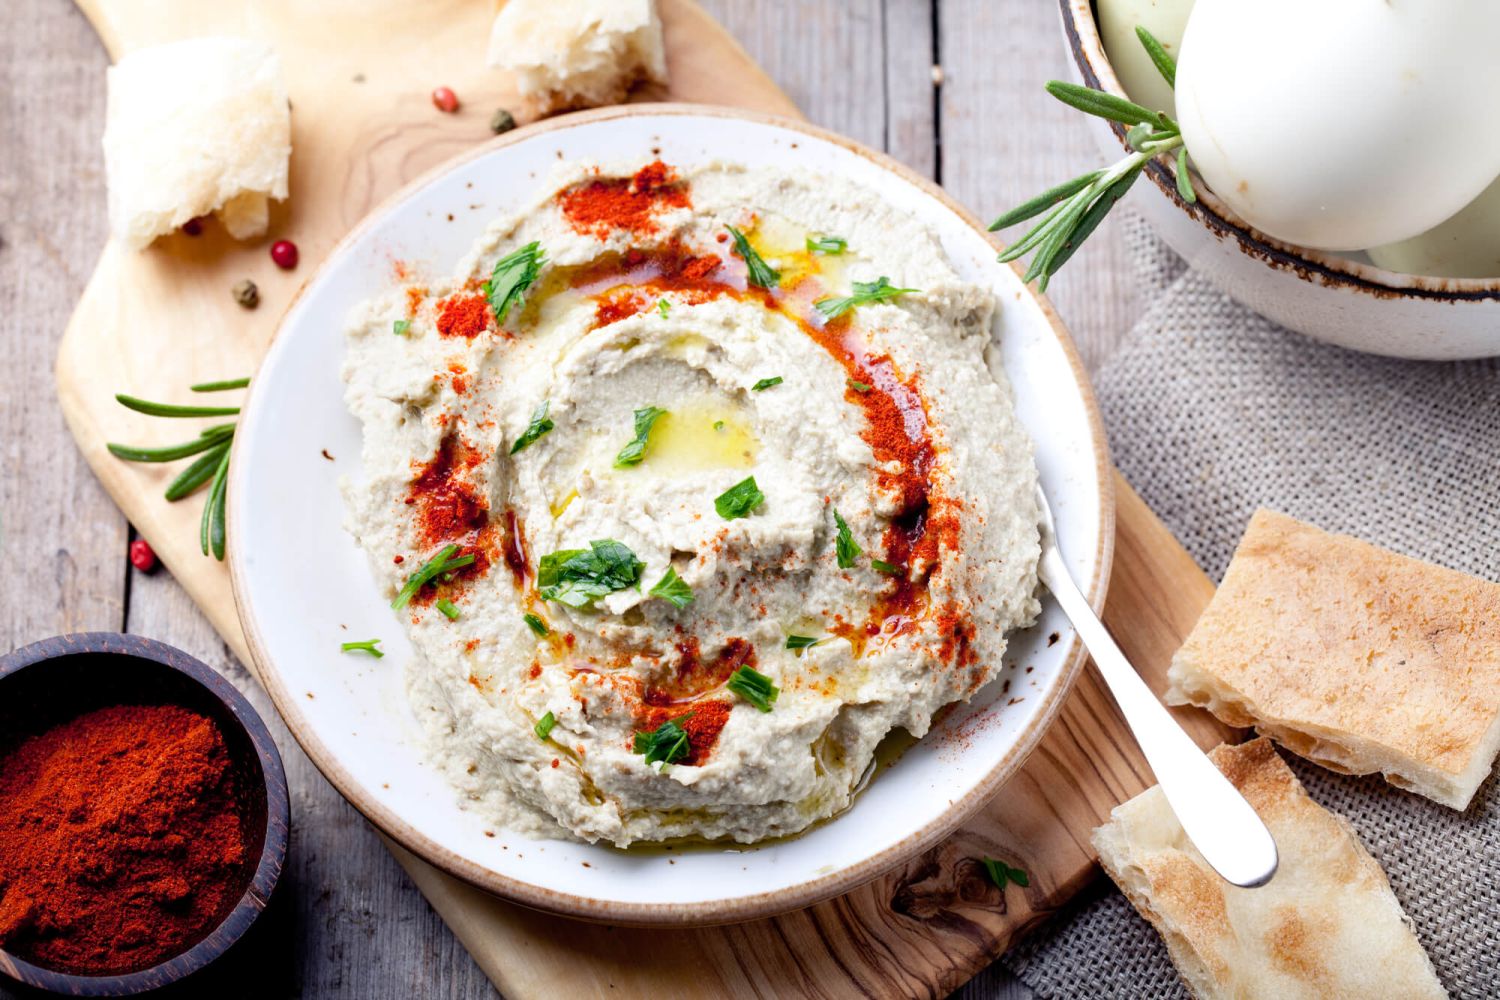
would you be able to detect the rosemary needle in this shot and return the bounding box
[190,377,251,392]
[106,425,234,463]
[202,445,232,560]
[164,439,232,501]
[116,393,240,418]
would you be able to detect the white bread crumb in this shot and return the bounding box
[104,37,291,250]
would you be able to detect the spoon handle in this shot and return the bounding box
[1035,493,1278,888]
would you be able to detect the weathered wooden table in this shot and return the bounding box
[1,1,1141,995]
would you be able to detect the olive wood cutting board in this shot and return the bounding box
[56,0,1233,995]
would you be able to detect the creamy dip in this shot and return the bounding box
[342,159,1040,846]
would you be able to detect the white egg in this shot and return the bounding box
[1174,0,1500,251]
[1368,173,1500,279]
[1097,0,1195,119]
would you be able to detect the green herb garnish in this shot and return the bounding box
[523,613,549,637]
[871,559,901,575]
[537,539,645,608]
[164,440,233,501]
[989,28,1192,291]
[847,379,872,393]
[727,665,779,712]
[814,277,919,320]
[806,235,847,255]
[114,393,240,419]
[436,598,461,620]
[614,406,667,467]
[633,715,692,767]
[485,241,547,323]
[341,639,384,658]
[833,509,861,568]
[534,711,556,741]
[714,476,765,520]
[392,544,472,610]
[657,298,670,318]
[750,376,783,392]
[510,400,554,454]
[393,319,411,336]
[201,444,231,560]
[713,420,725,431]
[190,377,250,392]
[980,857,1030,890]
[648,567,694,609]
[785,635,825,650]
[725,226,780,289]
[107,425,234,463]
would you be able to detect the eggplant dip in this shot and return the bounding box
[342,159,1040,846]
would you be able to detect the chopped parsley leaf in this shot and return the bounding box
[510,400,554,454]
[833,510,862,568]
[725,225,780,289]
[750,376,783,392]
[657,298,670,318]
[634,715,693,767]
[523,613,549,636]
[727,665,779,712]
[806,234,847,255]
[340,639,384,658]
[785,635,825,650]
[847,379,872,393]
[485,241,546,324]
[537,539,645,608]
[393,319,411,336]
[871,559,901,575]
[534,711,556,741]
[715,476,765,520]
[814,276,919,320]
[436,598,461,620]
[614,405,667,468]
[981,857,1030,890]
[648,567,694,609]
[713,420,725,431]
[392,544,471,610]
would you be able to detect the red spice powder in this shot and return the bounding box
[408,436,488,548]
[636,699,732,766]
[557,160,690,238]
[0,703,252,975]
[593,288,651,327]
[644,637,755,706]
[435,293,491,338]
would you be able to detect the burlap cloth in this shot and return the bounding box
[961,215,1500,999]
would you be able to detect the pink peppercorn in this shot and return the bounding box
[270,239,299,269]
[431,86,459,113]
[129,539,157,573]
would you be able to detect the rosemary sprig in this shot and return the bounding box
[107,380,249,561]
[990,28,1194,290]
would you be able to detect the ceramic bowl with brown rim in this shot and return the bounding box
[0,633,288,997]
[1058,0,1500,361]
[228,104,1114,926]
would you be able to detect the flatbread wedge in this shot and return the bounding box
[1166,509,1500,810]
[1093,739,1446,1000]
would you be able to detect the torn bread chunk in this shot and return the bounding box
[1166,509,1500,810]
[104,37,291,249]
[1094,739,1446,1000]
[487,0,668,115]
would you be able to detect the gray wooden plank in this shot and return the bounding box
[937,0,1141,372]
[0,0,127,645]
[883,0,939,178]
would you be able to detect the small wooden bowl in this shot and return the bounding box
[0,633,289,996]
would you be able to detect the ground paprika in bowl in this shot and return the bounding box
[0,633,288,996]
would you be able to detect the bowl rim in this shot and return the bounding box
[229,101,1116,926]
[1059,0,1500,302]
[0,632,289,996]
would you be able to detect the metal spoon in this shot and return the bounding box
[1034,485,1279,888]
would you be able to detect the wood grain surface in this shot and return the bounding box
[5,1,1150,996]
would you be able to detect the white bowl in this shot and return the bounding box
[229,105,1114,925]
[1059,0,1500,361]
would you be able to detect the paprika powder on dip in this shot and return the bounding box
[0,634,288,994]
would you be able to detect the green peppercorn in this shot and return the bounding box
[232,279,259,309]
[490,108,517,135]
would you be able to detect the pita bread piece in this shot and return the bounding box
[1093,739,1446,1000]
[1167,509,1500,810]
